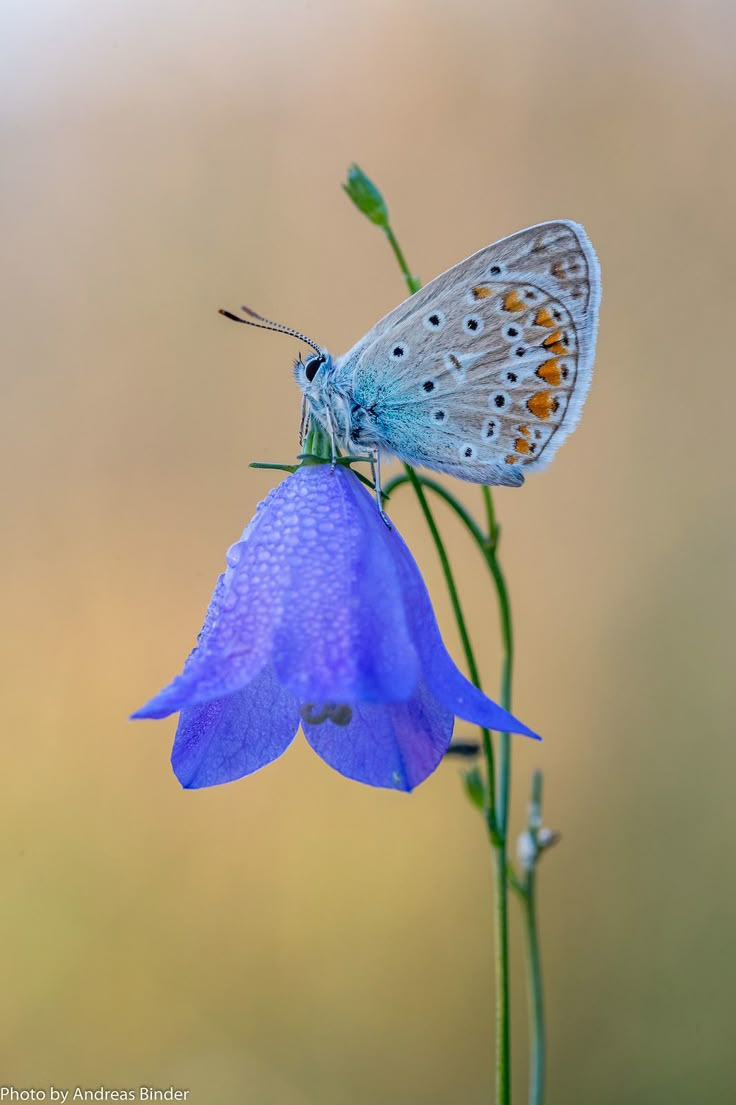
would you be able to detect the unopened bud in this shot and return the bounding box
[462,766,486,811]
[342,164,389,227]
[537,827,561,851]
[517,829,536,871]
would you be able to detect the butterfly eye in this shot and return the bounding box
[305,354,325,382]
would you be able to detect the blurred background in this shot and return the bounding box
[2,0,735,1101]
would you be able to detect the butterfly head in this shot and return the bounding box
[293,348,335,397]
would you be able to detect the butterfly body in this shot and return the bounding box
[295,220,600,485]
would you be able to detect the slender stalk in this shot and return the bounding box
[347,175,517,1105]
[509,769,547,1105]
[383,474,486,546]
[482,484,514,1105]
[494,840,511,1104]
[383,225,421,294]
[385,471,512,1102]
[402,466,497,834]
[521,869,544,1105]
[489,558,513,835]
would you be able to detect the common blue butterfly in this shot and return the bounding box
[222,221,600,493]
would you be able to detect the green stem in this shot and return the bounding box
[522,869,544,1105]
[402,466,497,834]
[382,472,515,837]
[481,489,514,834]
[383,225,421,294]
[347,167,552,1105]
[494,842,511,1105]
[366,199,513,1105]
[385,472,512,1104]
[383,474,486,546]
[509,769,546,1105]
[525,770,545,1105]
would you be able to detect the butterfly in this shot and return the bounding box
[221,221,600,494]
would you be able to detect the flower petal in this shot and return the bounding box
[390,527,539,740]
[271,466,419,704]
[132,486,290,718]
[171,665,300,788]
[302,678,453,791]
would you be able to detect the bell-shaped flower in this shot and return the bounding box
[132,464,538,791]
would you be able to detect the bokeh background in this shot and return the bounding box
[2,0,735,1101]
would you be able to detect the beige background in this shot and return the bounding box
[2,0,735,1101]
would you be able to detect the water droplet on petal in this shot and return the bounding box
[226,544,243,568]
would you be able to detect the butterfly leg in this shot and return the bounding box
[370,450,391,528]
[323,406,338,471]
[298,397,310,447]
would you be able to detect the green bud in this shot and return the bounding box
[342,163,389,227]
[462,766,486,811]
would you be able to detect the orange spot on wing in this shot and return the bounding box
[472,285,493,299]
[534,307,556,328]
[515,438,531,454]
[536,359,562,386]
[542,329,570,356]
[518,424,530,437]
[527,391,559,420]
[505,455,518,464]
[502,289,525,312]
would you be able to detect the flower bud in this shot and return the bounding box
[462,766,486,811]
[342,164,389,227]
[517,829,536,871]
[537,827,561,851]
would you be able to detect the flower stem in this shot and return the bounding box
[521,867,544,1105]
[346,169,521,1105]
[481,488,514,833]
[383,224,421,295]
[493,841,511,1104]
[385,473,513,1105]
[402,467,497,832]
[508,770,547,1105]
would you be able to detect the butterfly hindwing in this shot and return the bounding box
[334,221,600,484]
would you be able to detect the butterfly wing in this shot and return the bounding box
[334,221,600,485]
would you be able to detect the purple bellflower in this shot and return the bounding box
[133,465,538,791]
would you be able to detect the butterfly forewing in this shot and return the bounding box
[334,221,600,485]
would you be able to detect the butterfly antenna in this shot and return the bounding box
[218,305,323,356]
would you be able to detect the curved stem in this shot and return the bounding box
[402,466,497,834]
[354,191,515,1105]
[384,475,514,832]
[383,473,487,547]
[388,471,514,1105]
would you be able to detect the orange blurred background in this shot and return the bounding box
[2,1,735,1101]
